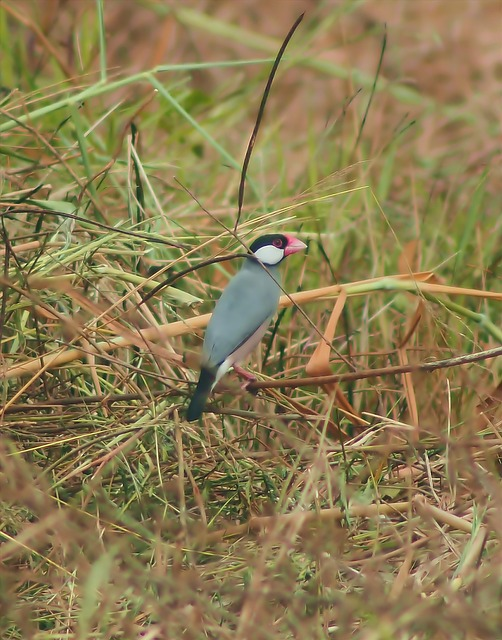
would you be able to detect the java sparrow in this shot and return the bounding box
[186,233,307,421]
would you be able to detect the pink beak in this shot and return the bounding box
[283,233,307,256]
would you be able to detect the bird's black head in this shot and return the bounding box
[249,233,306,266]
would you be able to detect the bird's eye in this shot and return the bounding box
[272,238,283,248]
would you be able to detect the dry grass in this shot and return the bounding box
[1,1,501,638]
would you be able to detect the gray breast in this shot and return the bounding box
[202,260,281,367]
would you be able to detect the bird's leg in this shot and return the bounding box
[233,365,257,391]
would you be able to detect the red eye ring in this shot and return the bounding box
[272,238,283,248]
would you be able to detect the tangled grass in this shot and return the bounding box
[1,1,501,638]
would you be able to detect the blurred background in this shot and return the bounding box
[8,0,501,189]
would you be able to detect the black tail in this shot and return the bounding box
[186,367,216,421]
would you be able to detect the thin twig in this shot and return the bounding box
[235,13,304,232]
[204,501,411,543]
[248,346,502,390]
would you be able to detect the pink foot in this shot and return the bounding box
[233,365,257,391]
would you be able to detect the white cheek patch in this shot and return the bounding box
[253,244,284,265]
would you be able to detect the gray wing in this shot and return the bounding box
[202,265,281,367]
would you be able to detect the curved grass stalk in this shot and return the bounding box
[2,273,500,384]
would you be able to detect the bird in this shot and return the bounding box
[186,233,307,421]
